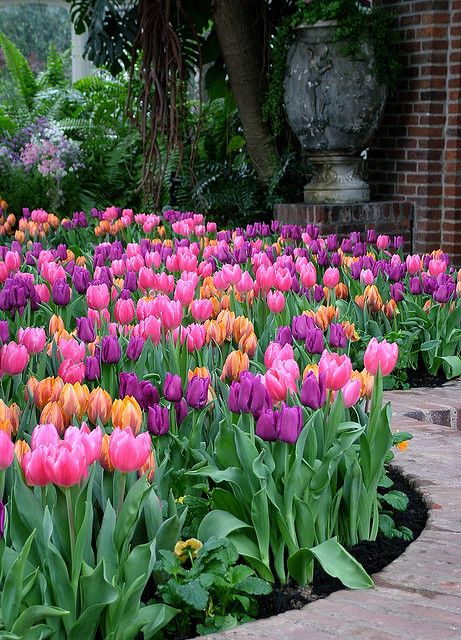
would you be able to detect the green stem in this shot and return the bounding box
[117,473,127,516]
[65,488,76,562]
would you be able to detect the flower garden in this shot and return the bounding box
[0,202,458,639]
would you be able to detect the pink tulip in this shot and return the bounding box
[256,265,276,290]
[428,258,446,278]
[222,264,242,286]
[128,256,145,273]
[57,337,85,362]
[185,323,206,351]
[175,279,196,306]
[360,269,374,286]
[0,263,8,283]
[86,283,110,310]
[138,267,156,291]
[0,342,29,375]
[31,423,60,450]
[126,243,142,258]
[363,337,399,376]
[264,365,297,403]
[190,299,213,322]
[267,290,285,313]
[177,250,197,272]
[274,268,292,292]
[88,308,110,328]
[406,254,421,275]
[318,350,353,391]
[138,316,162,344]
[323,267,340,289]
[109,427,151,473]
[145,251,162,269]
[111,259,126,276]
[158,300,182,331]
[235,272,254,293]
[35,284,50,303]
[114,298,135,325]
[264,342,294,368]
[342,378,362,408]
[64,423,102,465]
[58,359,85,384]
[157,272,175,294]
[207,222,217,233]
[300,262,317,288]
[5,250,20,272]
[22,446,50,486]
[198,261,212,278]
[376,235,390,250]
[0,431,14,469]
[45,440,87,486]
[18,327,47,354]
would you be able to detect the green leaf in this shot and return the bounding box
[236,576,271,596]
[156,514,181,552]
[131,604,179,640]
[174,580,209,610]
[2,531,36,629]
[381,490,408,511]
[420,339,441,351]
[310,538,374,589]
[441,356,461,379]
[113,476,151,551]
[287,548,313,586]
[379,513,395,538]
[11,606,69,636]
[198,510,251,541]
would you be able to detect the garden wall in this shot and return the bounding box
[369,0,461,263]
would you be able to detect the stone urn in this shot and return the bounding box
[284,21,387,204]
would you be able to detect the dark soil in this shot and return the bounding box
[257,465,429,617]
[405,367,448,389]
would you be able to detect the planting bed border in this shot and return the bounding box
[196,380,461,640]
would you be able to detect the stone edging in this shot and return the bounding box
[194,381,461,640]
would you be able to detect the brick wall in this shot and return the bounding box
[369,0,461,263]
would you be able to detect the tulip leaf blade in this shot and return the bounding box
[309,537,374,589]
[1,530,36,630]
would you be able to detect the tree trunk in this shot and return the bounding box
[212,0,279,186]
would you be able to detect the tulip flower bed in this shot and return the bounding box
[0,204,458,639]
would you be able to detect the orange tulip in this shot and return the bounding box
[40,401,69,435]
[233,316,254,343]
[138,451,156,483]
[216,309,235,340]
[14,439,30,465]
[221,350,250,381]
[49,315,65,336]
[303,363,320,380]
[383,299,399,320]
[24,376,38,402]
[9,403,21,435]
[87,388,112,425]
[238,331,257,358]
[342,321,359,341]
[112,396,143,433]
[59,382,89,420]
[188,367,210,381]
[335,282,349,299]
[204,319,226,345]
[34,376,61,410]
[99,433,114,472]
[363,285,383,313]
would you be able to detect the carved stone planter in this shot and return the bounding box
[284,21,387,204]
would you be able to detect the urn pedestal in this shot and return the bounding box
[284,21,387,204]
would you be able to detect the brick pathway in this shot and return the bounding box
[196,381,461,640]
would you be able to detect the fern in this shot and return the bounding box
[0,31,37,112]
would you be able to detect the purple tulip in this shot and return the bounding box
[305,327,324,354]
[390,282,405,302]
[147,405,170,436]
[256,410,278,441]
[366,229,377,244]
[101,335,121,364]
[52,278,71,306]
[164,373,183,402]
[329,323,346,349]
[0,321,9,343]
[409,277,422,295]
[350,261,362,280]
[276,325,293,346]
[292,314,315,341]
[85,356,100,381]
[72,267,90,294]
[119,372,141,401]
[185,376,209,409]
[76,317,96,343]
[277,404,303,444]
[300,371,327,410]
[313,284,325,303]
[124,271,138,292]
[126,335,145,360]
[175,399,189,425]
[326,234,338,251]
[139,380,160,409]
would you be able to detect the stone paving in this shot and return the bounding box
[197,381,461,640]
